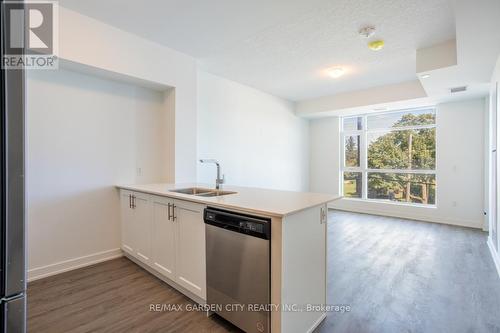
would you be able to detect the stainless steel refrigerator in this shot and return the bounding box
[1,0,26,331]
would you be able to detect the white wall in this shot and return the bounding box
[309,117,341,195]
[26,6,201,280]
[487,55,500,276]
[296,80,428,117]
[197,71,309,191]
[310,98,486,229]
[58,6,198,182]
[27,68,168,280]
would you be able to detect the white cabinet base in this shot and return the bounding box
[120,190,207,301]
[124,253,207,305]
[151,196,176,281]
[120,189,329,333]
[270,204,328,333]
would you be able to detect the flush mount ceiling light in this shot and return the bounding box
[359,26,376,38]
[327,67,345,78]
[421,74,431,79]
[368,40,385,51]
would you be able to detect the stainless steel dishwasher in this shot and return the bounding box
[204,207,271,333]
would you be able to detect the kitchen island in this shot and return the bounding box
[116,183,339,333]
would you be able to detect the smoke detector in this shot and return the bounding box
[359,26,376,38]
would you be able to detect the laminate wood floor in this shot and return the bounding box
[315,211,500,333]
[27,256,241,333]
[28,210,500,333]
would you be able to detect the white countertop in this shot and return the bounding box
[116,183,340,217]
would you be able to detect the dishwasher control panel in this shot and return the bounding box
[204,207,271,240]
[239,221,264,233]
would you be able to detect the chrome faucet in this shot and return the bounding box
[199,159,225,190]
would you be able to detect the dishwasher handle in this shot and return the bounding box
[204,207,271,240]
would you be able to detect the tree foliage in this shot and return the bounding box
[345,136,359,167]
[366,113,436,204]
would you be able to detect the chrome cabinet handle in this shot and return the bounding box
[173,205,177,221]
[129,194,132,209]
[320,207,327,224]
[167,203,172,221]
[132,195,136,209]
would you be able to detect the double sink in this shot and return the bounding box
[169,187,237,197]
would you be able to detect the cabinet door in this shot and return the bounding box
[120,190,135,255]
[151,196,176,280]
[174,200,206,299]
[133,192,152,264]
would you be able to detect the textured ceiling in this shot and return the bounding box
[60,0,455,101]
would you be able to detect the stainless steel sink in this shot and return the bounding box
[195,190,237,197]
[169,187,213,195]
[169,187,236,197]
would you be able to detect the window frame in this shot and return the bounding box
[340,107,437,206]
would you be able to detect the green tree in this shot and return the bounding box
[367,113,436,204]
[345,136,359,167]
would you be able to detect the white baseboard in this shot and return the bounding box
[307,313,326,333]
[329,204,482,229]
[28,248,123,282]
[487,238,500,279]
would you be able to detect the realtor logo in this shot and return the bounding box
[2,1,58,69]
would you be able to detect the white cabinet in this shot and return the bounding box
[120,190,206,300]
[133,192,152,264]
[119,190,152,265]
[151,195,176,281]
[174,199,206,299]
[120,190,136,255]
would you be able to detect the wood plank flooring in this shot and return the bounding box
[316,211,500,333]
[27,257,240,333]
[28,210,500,333]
